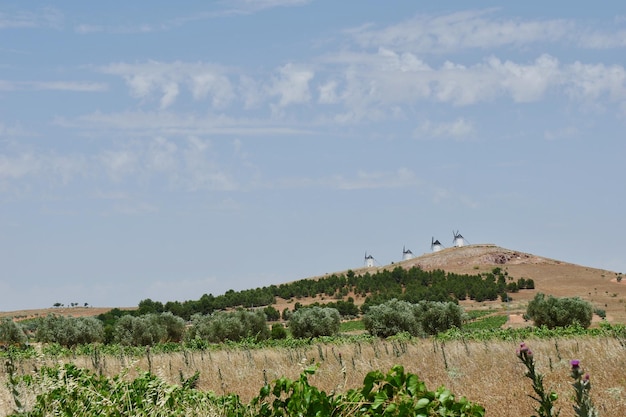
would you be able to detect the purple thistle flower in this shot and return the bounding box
[570,360,580,368]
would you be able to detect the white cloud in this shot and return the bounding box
[100,150,138,182]
[334,168,420,190]
[228,0,311,13]
[413,118,475,140]
[565,61,626,101]
[0,80,107,92]
[54,110,312,136]
[486,54,561,102]
[0,150,86,186]
[544,126,579,141]
[346,9,573,53]
[318,80,338,104]
[100,61,235,109]
[0,152,41,180]
[0,7,63,30]
[269,63,315,107]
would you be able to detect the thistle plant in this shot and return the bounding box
[516,342,560,417]
[569,360,598,417]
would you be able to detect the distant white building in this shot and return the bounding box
[364,252,375,267]
[452,230,467,247]
[431,237,443,252]
[402,246,414,261]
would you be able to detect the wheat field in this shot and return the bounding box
[2,337,624,416]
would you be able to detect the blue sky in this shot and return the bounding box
[2,1,626,311]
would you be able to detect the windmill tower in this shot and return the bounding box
[364,252,375,267]
[402,246,414,261]
[452,230,467,247]
[431,237,443,252]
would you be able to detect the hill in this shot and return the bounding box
[272,244,626,324]
[2,244,625,323]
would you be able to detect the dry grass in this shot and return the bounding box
[2,337,624,416]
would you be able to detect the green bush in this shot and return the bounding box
[270,323,287,339]
[186,309,269,343]
[113,315,160,346]
[112,313,185,346]
[526,293,593,329]
[413,301,463,335]
[263,305,280,321]
[363,299,463,337]
[288,306,340,338]
[35,315,103,347]
[0,318,27,346]
[363,299,422,338]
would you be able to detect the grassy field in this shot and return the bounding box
[2,245,626,415]
[2,336,624,416]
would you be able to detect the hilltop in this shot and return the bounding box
[2,244,625,323]
[272,244,626,323]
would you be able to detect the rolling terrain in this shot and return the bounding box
[3,244,626,323]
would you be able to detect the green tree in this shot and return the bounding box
[0,318,27,345]
[263,305,280,321]
[288,306,340,338]
[363,299,422,338]
[36,315,103,347]
[526,293,593,329]
[413,301,463,335]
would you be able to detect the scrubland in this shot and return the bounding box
[2,336,624,416]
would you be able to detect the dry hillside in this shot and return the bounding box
[274,244,626,324]
[3,244,626,323]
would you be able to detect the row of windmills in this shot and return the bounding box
[364,230,469,267]
[431,230,468,252]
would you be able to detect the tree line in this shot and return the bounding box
[133,266,533,320]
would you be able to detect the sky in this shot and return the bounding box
[1,1,626,311]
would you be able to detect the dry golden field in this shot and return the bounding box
[1,337,624,416]
[2,245,626,415]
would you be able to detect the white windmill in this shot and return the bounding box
[431,237,444,252]
[364,252,375,267]
[452,230,468,247]
[402,246,414,261]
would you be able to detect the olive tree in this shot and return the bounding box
[363,299,421,338]
[288,306,340,338]
[413,301,463,335]
[526,293,593,329]
[113,313,186,346]
[36,315,104,347]
[186,309,269,343]
[0,318,27,345]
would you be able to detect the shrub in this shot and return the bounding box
[362,299,422,338]
[270,323,287,339]
[413,301,463,335]
[263,305,280,321]
[113,315,160,346]
[288,306,340,338]
[363,299,463,337]
[36,315,104,347]
[186,309,269,343]
[526,293,593,329]
[0,318,27,346]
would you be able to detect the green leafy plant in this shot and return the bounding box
[517,342,560,417]
[569,360,598,417]
[526,294,593,329]
[288,306,341,338]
